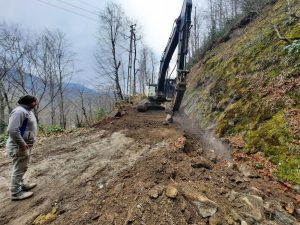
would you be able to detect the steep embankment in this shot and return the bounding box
[183,0,300,184]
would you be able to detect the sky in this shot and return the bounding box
[0,0,206,87]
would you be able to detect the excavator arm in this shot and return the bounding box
[137,0,192,114]
[157,0,192,111]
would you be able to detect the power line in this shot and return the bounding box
[36,0,98,23]
[76,0,101,11]
[55,0,99,16]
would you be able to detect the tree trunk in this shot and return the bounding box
[0,88,5,133]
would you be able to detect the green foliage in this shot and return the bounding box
[255,163,263,169]
[39,124,65,134]
[284,40,300,55]
[0,134,8,148]
[46,126,65,134]
[95,107,107,120]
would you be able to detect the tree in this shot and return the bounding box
[95,2,128,101]
[137,46,151,94]
[0,23,27,132]
[51,30,75,128]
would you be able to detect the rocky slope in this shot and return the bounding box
[1,107,299,225]
[182,0,300,184]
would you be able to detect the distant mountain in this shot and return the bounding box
[6,70,100,99]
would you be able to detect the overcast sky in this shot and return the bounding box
[0,0,206,87]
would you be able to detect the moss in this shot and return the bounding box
[33,207,57,225]
[272,155,300,185]
[286,22,300,40]
[244,112,291,156]
[216,97,274,137]
[185,0,300,185]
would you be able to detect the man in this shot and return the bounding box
[6,95,38,200]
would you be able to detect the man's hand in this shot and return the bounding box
[19,143,29,151]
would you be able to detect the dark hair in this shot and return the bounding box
[17,95,37,106]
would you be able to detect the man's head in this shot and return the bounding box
[17,95,38,109]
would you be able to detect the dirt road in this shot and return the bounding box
[0,107,299,225]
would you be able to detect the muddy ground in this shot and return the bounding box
[0,106,299,225]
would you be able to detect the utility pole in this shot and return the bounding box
[133,29,137,95]
[127,24,136,102]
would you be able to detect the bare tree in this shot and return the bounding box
[95,2,128,101]
[50,30,75,128]
[137,46,151,94]
[0,23,28,132]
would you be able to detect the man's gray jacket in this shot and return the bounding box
[6,104,38,149]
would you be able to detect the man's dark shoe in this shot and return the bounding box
[11,191,33,200]
[22,183,37,191]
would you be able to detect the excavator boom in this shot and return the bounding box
[137,0,192,114]
[157,0,192,112]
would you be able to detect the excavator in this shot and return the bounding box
[137,0,192,123]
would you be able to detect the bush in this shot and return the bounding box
[0,134,8,148]
[284,40,300,55]
[46,126,65,134]
[95,107,107,120]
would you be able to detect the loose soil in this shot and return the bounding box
[0,106,299,225]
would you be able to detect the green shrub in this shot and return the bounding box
[46,126,65,134]
[0,134,8,148]
[284,40,300,55]
[95,107,107,120]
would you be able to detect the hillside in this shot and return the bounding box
[0,0,300,225]
[182,0,300,184]
[0,107,299,225]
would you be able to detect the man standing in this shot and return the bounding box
[6,95,38,200]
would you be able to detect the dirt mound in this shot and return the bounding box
[0,106,299,225]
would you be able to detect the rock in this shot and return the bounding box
[148,186,163,199]
[165,186,178,199]
[193,196,218,218]
[181,184,207,200]
[239,194,264,221]
[264,200,298,225]
[237,163,259,178]
[191,156,214,169]
[241,221,248,225]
